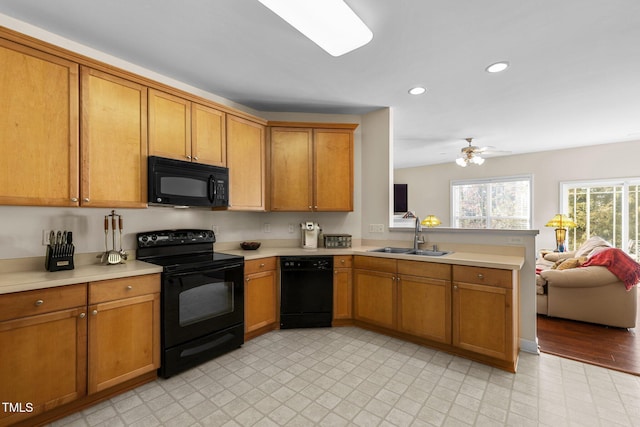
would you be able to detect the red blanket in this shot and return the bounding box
[581,248,640,290]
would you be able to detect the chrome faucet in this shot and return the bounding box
[414,216,425,251]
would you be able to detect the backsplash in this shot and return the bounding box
[0,206,360,260]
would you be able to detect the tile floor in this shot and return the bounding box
[50,327,640,427]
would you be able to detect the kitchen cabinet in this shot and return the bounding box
[88,274,160,394]
[226,115,267,211]
[452,265,518,366]
[0,284,87,426]
[148,89,226,166]
[333,255,353,325]
[244,258,278,340]
[269,122,356,212]
[0,38,80,207]
[80,68,148,208]
[353,256,397,329]
[397,260,451,344]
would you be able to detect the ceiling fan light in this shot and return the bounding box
[456,157,468,167]
[472,156,485,165]
[257,0,373,57]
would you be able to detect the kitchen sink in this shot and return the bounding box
[412,249,452,257]
[368,247,414,254]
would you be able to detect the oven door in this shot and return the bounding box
[163,262,244,348]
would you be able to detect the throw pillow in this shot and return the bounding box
[553,256,588,270]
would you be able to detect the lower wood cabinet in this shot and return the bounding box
[353,256,397,329]
[353,256,519,372]
[332,255,353,324]
[397,260,451,344]
[452,265,518,366]
[244,257,278,339]
[0,274,161,426]
[88,275,160,394]
[0,284,87,427]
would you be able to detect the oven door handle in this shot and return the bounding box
[169,262,244,278]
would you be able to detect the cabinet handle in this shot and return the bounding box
[340,259,345,264]
[194,156,199,161]
[35,299,44,306]
[246,278,250,282]
[477,274,484,279]
[79,312,86,319]
[308,206,312,210]
[186,155,192,160]
[126,285,133,290]
[92,310,98,316]
[260,263,265,268]
[314,206,318,209]
[83,198,90,202]
[71,197,78,202]
[454,285,458,290]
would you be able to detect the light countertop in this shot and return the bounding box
[0,245,523,295]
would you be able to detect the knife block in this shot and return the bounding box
[45,244,75,272]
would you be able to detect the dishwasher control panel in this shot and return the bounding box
[280,256,333,270]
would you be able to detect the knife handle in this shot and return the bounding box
[119,216,123,231]
[104,216,109,231]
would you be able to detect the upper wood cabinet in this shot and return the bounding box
[0,38,80,207]
[226,115,266,211]
[81,68,148,208]
[269,122,357,212]
[148,89,226,166]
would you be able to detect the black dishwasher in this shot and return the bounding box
[280,256,333,329]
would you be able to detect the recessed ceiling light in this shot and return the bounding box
[408,86,426,95]
[485,61,510,73]
[257,0,373,57]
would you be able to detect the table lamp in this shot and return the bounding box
[421,215,441,227]
[545,214,577,252]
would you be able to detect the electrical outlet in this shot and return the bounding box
[42,229,53,245]
[369,224,385,233]
[288,224,295,233]
[263,223,271,233]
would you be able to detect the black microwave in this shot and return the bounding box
[148,156,229,207]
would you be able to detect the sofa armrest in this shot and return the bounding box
[540,266,621,288]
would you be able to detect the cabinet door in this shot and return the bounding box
[398,275,451,344]
[81,68,148,208]
[353,269,396,329]
[333,267,353,321]
[192,103,226,166]
[270,127,313,211]
[245,270,277,335]
[452,282,513,360]
[88,293,160,394]
[0,39,80,207]
[148,89,191,161]
[226,115,266,210]
[0,308,87,426]
[313,128,353,211]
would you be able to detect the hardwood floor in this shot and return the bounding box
[537,296,640,375]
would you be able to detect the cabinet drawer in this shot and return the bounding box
[334,255,353,268]
[245,257,277,275]
[397,260,451,280]
[89,274,160,304]
[453,265,512,289]
[0,283,87,321]
[354,256,396,273]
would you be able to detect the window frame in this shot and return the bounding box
[560,177,640,254]
[450,174,533,230]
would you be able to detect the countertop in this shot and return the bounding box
[222,244,525,270]
[0,245,523,295]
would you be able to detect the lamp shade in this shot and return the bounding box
[545,214,577,229]
[420,215,441,227]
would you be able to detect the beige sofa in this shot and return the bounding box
[536,237,638,328]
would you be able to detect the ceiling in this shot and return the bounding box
[1,1,639,168]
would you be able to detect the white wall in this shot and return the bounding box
[394,139,640,247]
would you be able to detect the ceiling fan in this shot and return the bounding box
[455,138,510,167]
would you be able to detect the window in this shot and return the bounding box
[451,175,532,229]
[562,178,640,259]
